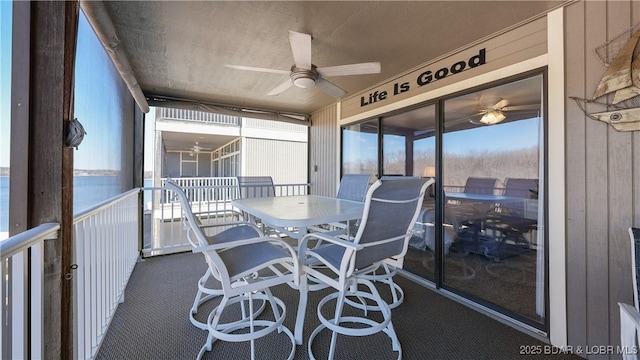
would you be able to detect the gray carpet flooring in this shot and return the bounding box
[96,252,581,360]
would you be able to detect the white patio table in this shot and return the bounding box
[232,194,365,344]
[232,194,364,240]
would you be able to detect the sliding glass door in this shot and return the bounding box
[381,105,437,281]
[442,74,545,325]
[340,71,546,328]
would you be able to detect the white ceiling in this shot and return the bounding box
[99,1,565,116]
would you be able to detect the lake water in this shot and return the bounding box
[0,176,152,235]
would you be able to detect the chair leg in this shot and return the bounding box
[199,290,296,360]
[352,263,404,310]
[309,278,401,360]
[328,290,347,360]
[190,272,267,331]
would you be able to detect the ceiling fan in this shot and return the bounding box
[467,97,540,125]
[225,30,381,98]
[186,142,212,156]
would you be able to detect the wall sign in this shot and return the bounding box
[360,49,486,108]
[340,17,548,120]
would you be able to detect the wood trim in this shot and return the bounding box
[547,7,567,348]
[9,1,31,237]
[61,2,78,358]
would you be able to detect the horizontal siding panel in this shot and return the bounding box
[243,118,307,133]
[341,17,547,119]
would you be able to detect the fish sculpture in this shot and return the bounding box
[589,27,640,131]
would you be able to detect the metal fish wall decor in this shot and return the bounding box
[576,25,640,131]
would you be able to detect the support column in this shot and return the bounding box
[10,2,78,358]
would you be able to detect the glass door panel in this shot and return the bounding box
[342,120,379,177]
[382,105,437,281]
[442,74,545,325]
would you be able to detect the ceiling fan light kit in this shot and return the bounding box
[480,109,506,124]
[290,65,319,88]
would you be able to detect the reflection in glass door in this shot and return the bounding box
[442,74,545,325]
[340,72,546,329]
[382,105,437,282]
[342,120,379,177]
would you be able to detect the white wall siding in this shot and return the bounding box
[243,138,308,185]
[243,118,307,133]
[309,105,338,197]
[564,0,640,355]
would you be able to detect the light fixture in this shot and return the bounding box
[480,109,506,125]
[423,166,436,178]
[292,77,316,88]
[290,65,319,88]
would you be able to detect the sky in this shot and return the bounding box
[344,116,541,164]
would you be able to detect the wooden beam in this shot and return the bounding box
[20,2,78,358]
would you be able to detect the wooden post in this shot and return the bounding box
[10,2,78,358]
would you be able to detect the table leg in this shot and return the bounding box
[295,273,308,345]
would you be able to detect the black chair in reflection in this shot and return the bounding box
[449,177,537,261]
[476,178,538,261]
[448,177,497,259]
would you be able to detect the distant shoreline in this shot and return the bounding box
[0,167,152,178]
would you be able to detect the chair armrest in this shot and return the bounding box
[192,235,299,282]
[299,232,363,251]
[618,302,640,360]
[199,221,261,232]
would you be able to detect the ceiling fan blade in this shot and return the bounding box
[288,30,312,70]
[267,79,294,96]
[501,104,540,111]
[494,99,510,109]
[315,77,346,98]
[225,64,290,74]
[317,62,381,77]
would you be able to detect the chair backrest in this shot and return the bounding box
[503,178,538,198]
[336,174,373,202]
[236,176,276,199]
[463,177,497,195]
[352,177,432,269]
[164,180,228,275]
[630,227,640,311]
[164,179,208,247]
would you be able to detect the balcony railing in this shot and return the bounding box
[1,189,140,360]
[1,178,309,358]
[1,223,60,360]
[142,177,310,257]
[157,107,241,126]
[72,189,139,359]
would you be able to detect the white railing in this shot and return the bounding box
[1,223,60,360]
[157,107,241,126]
[142,178,309,257]
[72,189,140,360]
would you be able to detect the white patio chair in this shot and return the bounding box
[299,177,430,359]
[308,174,372,234]
[235,176,280,234]
[236,175,276,198]
[166,179,299,360]
[165,179,267,330]
[336,173,373,202]
[619,227,640,360]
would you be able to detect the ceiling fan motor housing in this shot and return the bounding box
[290,65,319,88]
